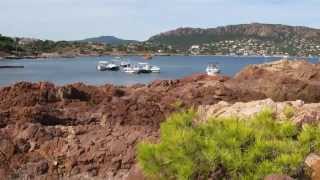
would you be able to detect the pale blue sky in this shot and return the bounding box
[1,0,319,41]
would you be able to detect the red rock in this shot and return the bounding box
[109,140,127,155]
[0,137,15,160]
[0,60,320,179]
[126,165,146,180]
[57,85,88,101]
[15,138,31,153]
[35,161,49,175]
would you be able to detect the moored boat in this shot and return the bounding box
[123,63,161,74]
[138,63,152,73]
[97,60,120,71]
[138,63,161,73]
[97,61,109,71]
[120,61,131,68]
[206,64,220,76]
[105,61,120,71]
[123,64,141,74]
[150,65,160,73]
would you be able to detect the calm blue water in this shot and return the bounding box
[0,56,318,86]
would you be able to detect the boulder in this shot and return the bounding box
[0,138,15,161]
[305,153,320,180]
[57,86,88,101]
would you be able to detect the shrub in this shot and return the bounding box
[283,105,295,119]
[137,109,320,180]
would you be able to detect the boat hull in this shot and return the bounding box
[97,65,107,71]
[106,66,120,71]
[138,69,152,74]
[206,69,220,76]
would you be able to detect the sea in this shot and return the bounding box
[0,56,318,86]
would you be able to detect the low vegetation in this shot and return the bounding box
[0,34,113,56]
[0,34,15,53]
[137,109,320,180]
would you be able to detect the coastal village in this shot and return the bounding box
[188,38,320,57]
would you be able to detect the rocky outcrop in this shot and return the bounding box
[0,60,320,179]
[0,76,258,179]
[228,60,320,102]
[197,98,320,125]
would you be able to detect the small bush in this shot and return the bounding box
[283,105,295,119]
[137,109,320,180]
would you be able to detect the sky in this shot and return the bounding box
[1,0,320,41]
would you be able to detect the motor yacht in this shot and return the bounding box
[97,61,109,71]
[206,64,220,76]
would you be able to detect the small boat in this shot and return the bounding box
[97,60,120,71]
[137,63,151,73]
[206,64,220,76]
[120,61,131,68]
[283,55,289,59]
[97,61,109,71]
[150,65,160,73]
[138,63,161,73]
[143,54,153,60]
[123,64,141,74]
[105,61,120,71]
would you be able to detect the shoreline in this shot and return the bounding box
[0,53,318,60]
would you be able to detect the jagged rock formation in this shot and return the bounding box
[0,60,320,179]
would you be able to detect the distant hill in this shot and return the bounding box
[148,23,320,49]
[80,36,139,45]
[0,34,15,53]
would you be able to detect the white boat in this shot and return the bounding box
[120,61,131,67]
[150,65,160,73]
[206,64,220,76]
[283,55,289,59]
[123,64,141,74]
[97,61,109,71]
[138,63,160,73]
[105,61,120,71]
[97,60,120,71]
[138,63,152,73]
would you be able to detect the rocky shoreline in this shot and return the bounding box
[1,60,320,179]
